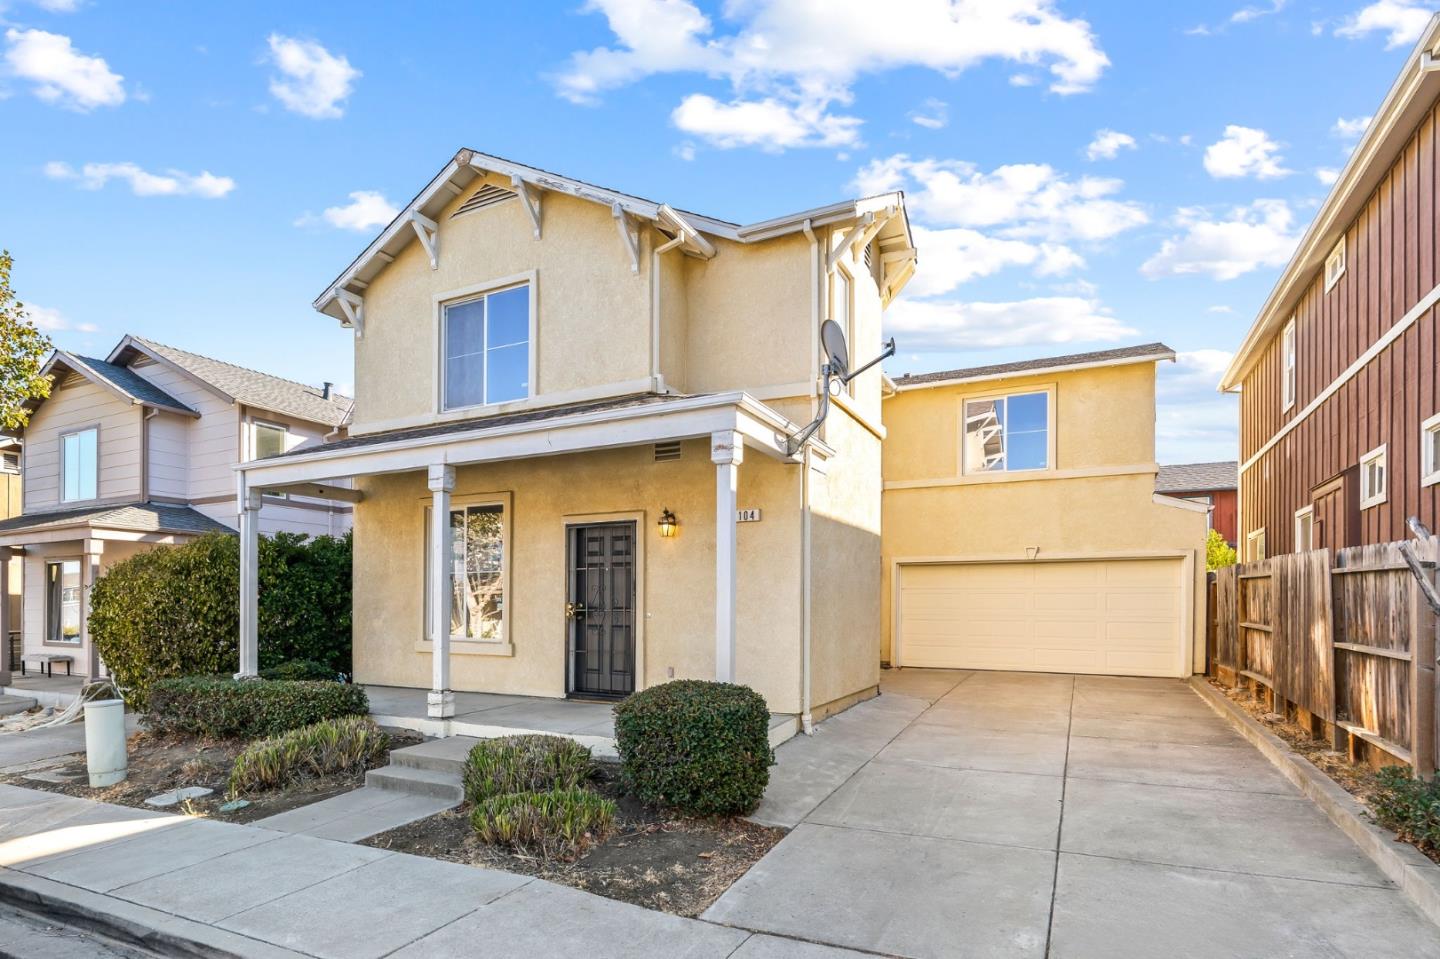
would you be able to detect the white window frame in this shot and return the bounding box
[250,420,290,461]
[1293,505,1314,552]
[1359,444,1387,509]
[1422,411,1440,488]
[1281,317,1297,412]
[1325,236,1346,292]
[44,558,82,646]
[434,273,537,414]
[421,492,513,651]
[958,386,1056,476]
[832,265,855,396]
[59,426,98,503]
[1245,528,1267,562]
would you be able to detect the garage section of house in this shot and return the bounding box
[896,557,1187,677]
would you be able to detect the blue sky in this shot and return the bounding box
[3,0,1435,463]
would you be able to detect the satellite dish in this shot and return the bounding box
[820,319,850,377]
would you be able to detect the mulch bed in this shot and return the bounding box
[0,725,422,825]
[363,764,785,917]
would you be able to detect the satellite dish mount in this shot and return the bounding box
[787,319,896,455]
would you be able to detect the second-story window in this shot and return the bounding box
[61,427,97,502]
[833,269,853,393]
[962,391,1049,474]
[253,422,289,459]
[1281,318,1297,411]
[443,284,530,410]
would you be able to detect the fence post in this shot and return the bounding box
[1410,538,1437,777]
[1330,550,1350,756]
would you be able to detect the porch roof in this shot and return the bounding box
[0,501,233,546]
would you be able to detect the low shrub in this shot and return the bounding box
[147,677,369,739]
[259,659,338,682]
[1371,766,1440,855]
[470,787,616,857]
[613,680,773,816]
[228,716,389,794]
[463,734,594,804]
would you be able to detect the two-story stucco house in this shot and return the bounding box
[882,344,1209,678]
[236,149,917,731]
[0,336,353,682]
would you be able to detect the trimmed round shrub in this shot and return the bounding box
[89,531,352,708]
[146,677,370,739]
[229,716,389,794]
[259,659,338,682]
[463,734,594,804]
[470,787,616,857]
[613,680,773,815]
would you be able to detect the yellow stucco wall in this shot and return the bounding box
[880,361,1209,671]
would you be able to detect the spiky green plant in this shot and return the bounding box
[470,787,616,857]
[462,734,594,803]
[228,715,388,794]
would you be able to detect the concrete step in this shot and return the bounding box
[364,763,463,802]
[0,695,37,718]
[389,735,480,776]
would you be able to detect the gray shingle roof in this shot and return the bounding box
[1156,462,1238,493]
[893,342,1175,388]
[61,354,197,415]
[128,337,352,427]
[0,502,234,537]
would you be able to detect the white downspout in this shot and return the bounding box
[651,233,684,393]
[800,218,818,734]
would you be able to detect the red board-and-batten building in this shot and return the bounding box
[1221,15,1440,560]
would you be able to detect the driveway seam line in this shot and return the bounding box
[796,818,1061,854]
[701,918,910,958]
[1042,674,1076,959]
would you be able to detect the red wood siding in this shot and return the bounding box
[1239,97,1440,553]
[1164,488,1237,545]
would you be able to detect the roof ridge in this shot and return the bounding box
[132,336,351,402]
[894,341,1174,385]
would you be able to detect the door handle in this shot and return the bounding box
[565,602,586,619]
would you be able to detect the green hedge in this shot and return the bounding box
[89,531,351,707]
[259,659,337,682]
[613,680,773,816]
[146,677,369,739]
[1371,766,1440,855]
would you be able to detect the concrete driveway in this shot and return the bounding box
[706,670,1440,959]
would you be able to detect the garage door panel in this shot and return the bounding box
[898,559,1184,678]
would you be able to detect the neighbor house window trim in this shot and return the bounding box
[1422,411,1440,488]
[958,385,1056,476]
[44,558,82,647]
[250,419,290,461]
[1293,505,1314,552]
[1360,444,1387,509]
[1325,236,1346,292]
[59,425,99,503]
[1246,528,1266,562]
[1281,317,1297,412]
[433,272,537,415]
[420,490,513,654]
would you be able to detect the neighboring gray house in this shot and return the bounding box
[0,335,352,680]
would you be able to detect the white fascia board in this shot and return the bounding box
[1153,492,1211,514]
[892,351,1176,393]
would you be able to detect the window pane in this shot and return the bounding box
[463,506,504,641]
[964,400,1004,472]
[48,560,81,644]
[486,343,528,404]
[254,424,287,459]
[1429,429,1440,474]
[1006,431,1048,471]
[486,287,529,348]
[63,430,97,501]
[444,300,487,409]
[1006,392,1047,434]
[449,510,466,636]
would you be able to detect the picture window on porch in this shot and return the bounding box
[426,503,505,642]
[962,391,1049,474]
[61,427,97,502]
[442,284,530,410]
[45,559,81,645]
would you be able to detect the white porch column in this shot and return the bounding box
[427,464,456,719]
[0,547,12,687]
[712,431,743,683]
[81,539,104,679]
[237,487,262,679]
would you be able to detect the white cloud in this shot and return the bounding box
[556,0,1109,151]
[905,226,1082,297]
[672,141,696,161]
[1231,0,1287,24]
[1315,166,1341,185]
[909,97,947,130]
[1332,115,1372,140]
[1335,0,1433,48]
[32,0,83,10]
[671,94,861,150]
[45,160,235,198]
[1086,128,1136,161]
[26,303,98,333]
[855,154,1148,242]
[1141,199,1299,281]
[1203,125,1290,179]
[883,295,1136,351]
[265,34,359,119]
[1207,305,1235,314]
[3,28,123,110]
[295,190,398,232]
[1156,349,1239,463]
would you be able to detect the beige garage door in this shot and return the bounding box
[898,559,1185,677]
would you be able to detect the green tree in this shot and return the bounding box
[1206,528,1237,571]
[0,251,53,429]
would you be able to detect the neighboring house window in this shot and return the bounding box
[442,284,530,410]
[426,503,505,642]
[962,391,1049,473]
[833,268,853,394]
[1294,506,1314,552]
[1360,445,1387,509]
[1281,318,1297,411]
[253,422,288,460]
[1422,412,1440,488]
[1325,236,1346,292]
[61,428,98,502]
[1246,528,1266,562]
[45,560,81,644]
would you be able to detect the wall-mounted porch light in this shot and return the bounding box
[658,508,678,538]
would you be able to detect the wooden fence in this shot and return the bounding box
[1208,536,1438,776]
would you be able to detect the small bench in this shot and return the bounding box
[20,653,73,678]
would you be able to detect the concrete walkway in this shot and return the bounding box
[709,669,1440,959]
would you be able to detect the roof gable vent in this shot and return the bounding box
[452,184,517,218]
[654,441,682,462]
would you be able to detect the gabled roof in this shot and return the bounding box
[890,343,1175,392]
[34,351,198,418]
[0,501,233,537]
[107,336,352,428]
[1156,462,1238,493]
[313,148,916,324]
[1219,14,1440,390]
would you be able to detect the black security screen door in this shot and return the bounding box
[567,522,636,698]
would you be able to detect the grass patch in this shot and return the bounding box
[462,734,594,803]
[229,716,389,794]
[470,787,617,858]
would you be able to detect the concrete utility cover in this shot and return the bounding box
[145,786,213,807]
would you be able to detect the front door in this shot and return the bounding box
[567,522,636,699]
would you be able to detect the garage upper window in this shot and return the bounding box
[962,391,1049,473]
